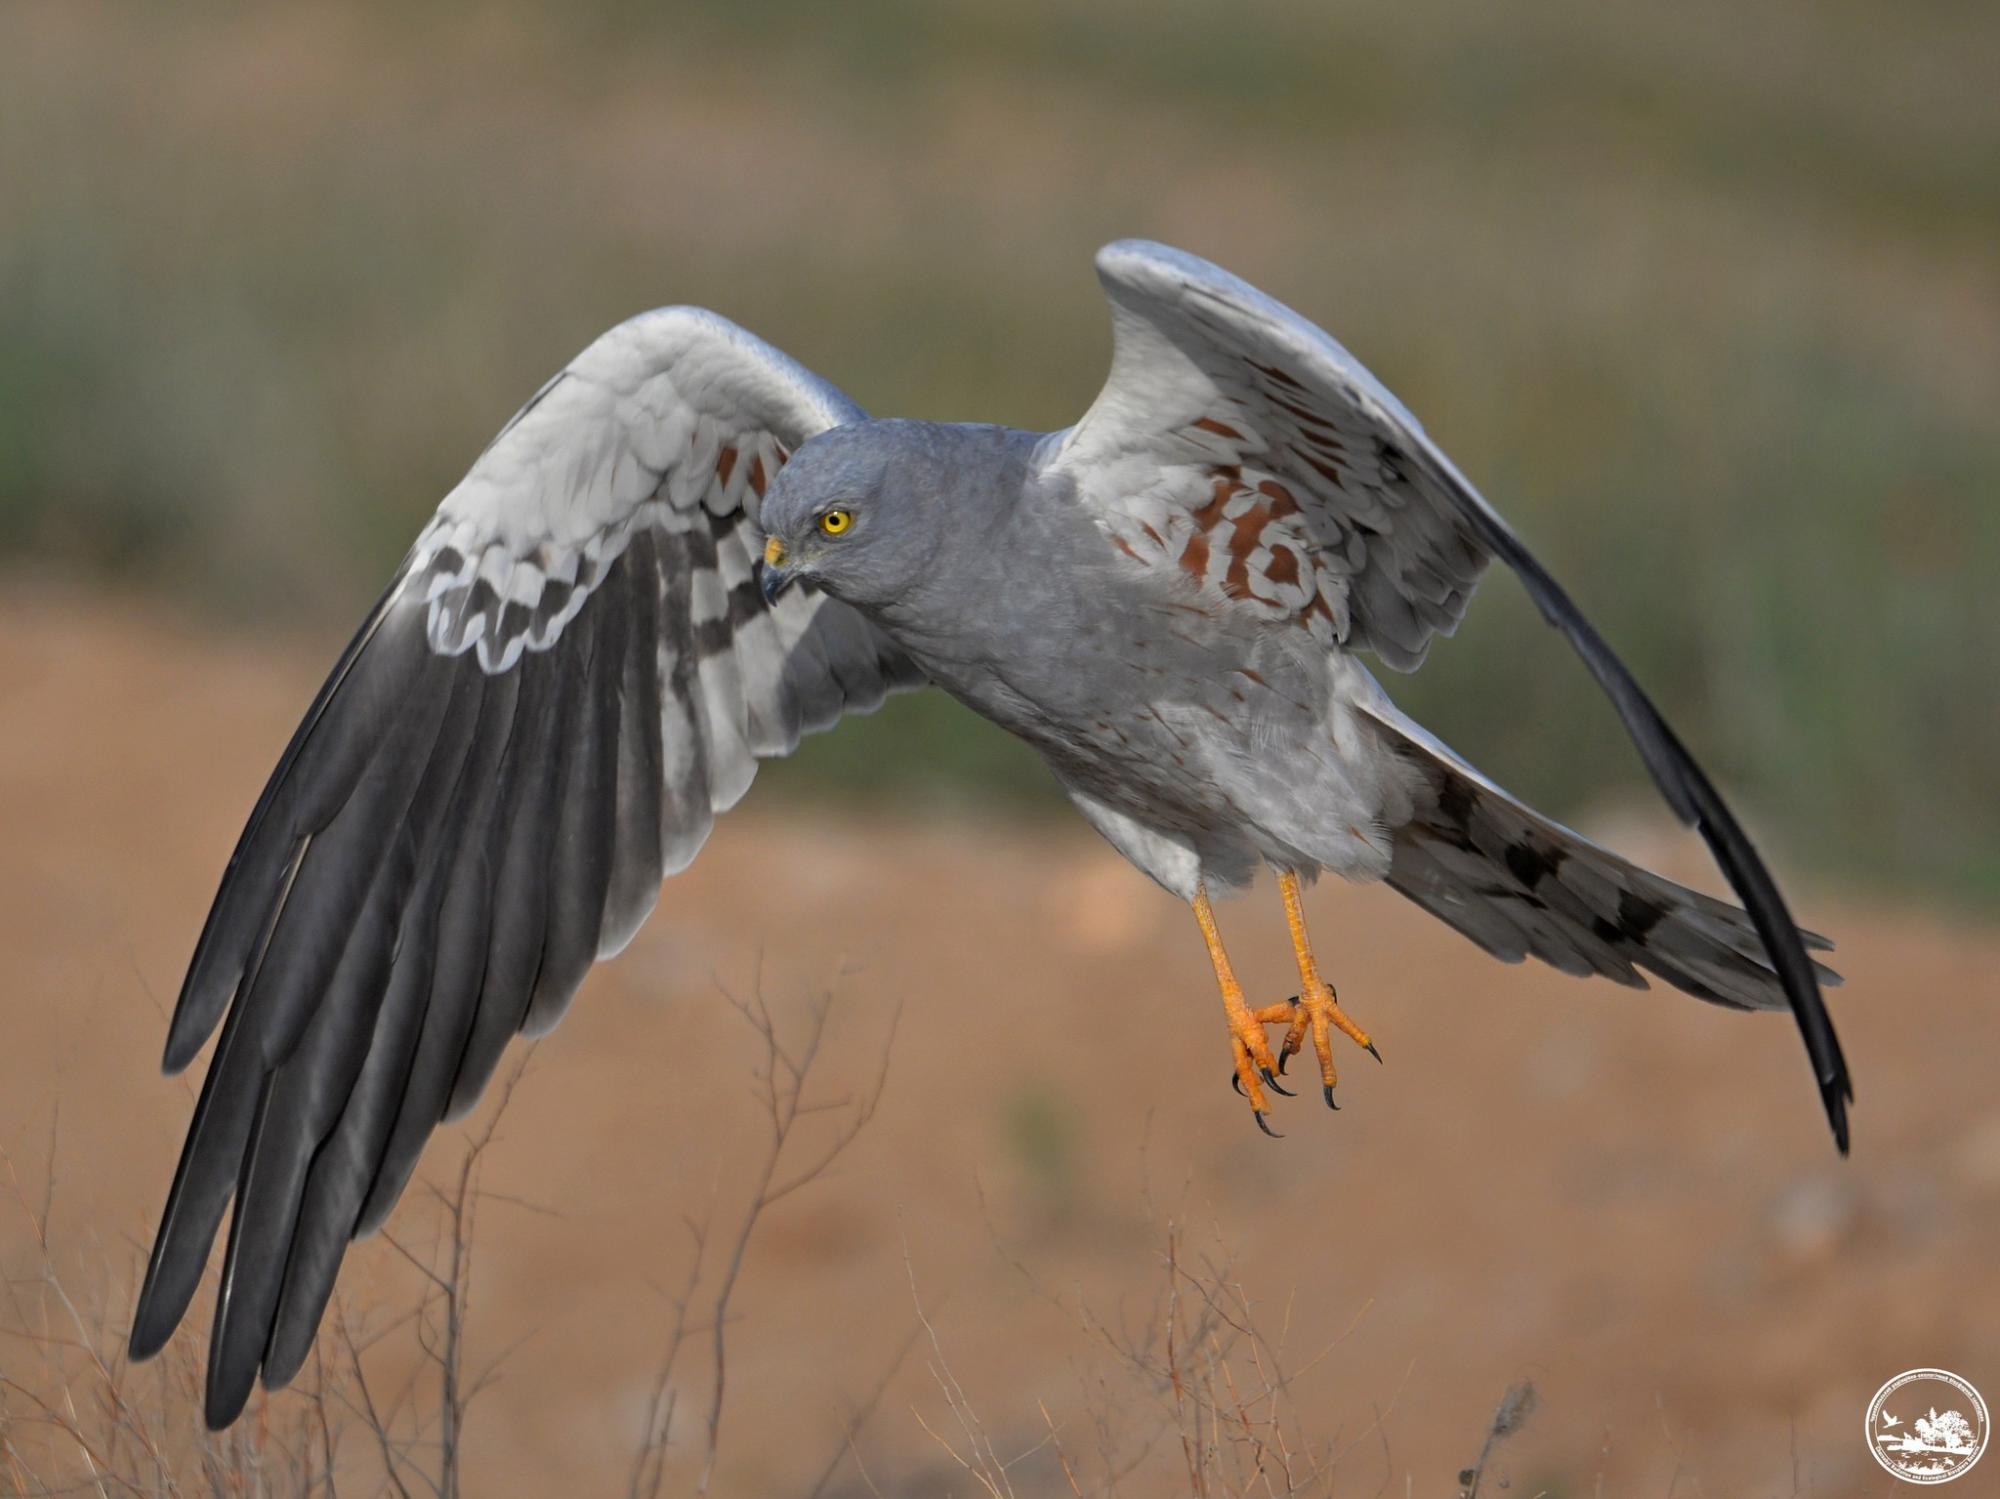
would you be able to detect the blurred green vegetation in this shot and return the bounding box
[3,1,1995,901]
[1000,1081,1081,1220]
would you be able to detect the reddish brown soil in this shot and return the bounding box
[3,583,1996,1496]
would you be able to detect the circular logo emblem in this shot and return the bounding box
[1867,1369,1988,1484]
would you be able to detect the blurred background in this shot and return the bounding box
[2,2,1995,1495]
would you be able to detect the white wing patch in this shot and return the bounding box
[414,413,792,674]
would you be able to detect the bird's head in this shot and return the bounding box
[756,419,963,613]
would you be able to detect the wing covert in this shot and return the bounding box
[1053,239,1492,672]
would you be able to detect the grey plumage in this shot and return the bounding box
[133,242,1849,1428]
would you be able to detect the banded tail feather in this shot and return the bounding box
[1370,708,1839,1015]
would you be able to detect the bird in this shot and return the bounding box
[129,239,1850,1427]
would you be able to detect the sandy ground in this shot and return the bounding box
[2,582,1997,1497]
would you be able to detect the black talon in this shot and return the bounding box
[1365,1040,1383,1065]
[1275,1048,1290,1076]
[1323,1084,1339,1110]
[1230,1070,1245,1097]
[1253,1110,1283,1139]
[1259,1066,1294,1097]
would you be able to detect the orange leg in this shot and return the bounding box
[1192,884,1299,1135]
[1272,869,1381,1108]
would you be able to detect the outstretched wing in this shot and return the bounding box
[131,307,923,1426]
[1048,238,1850,1152]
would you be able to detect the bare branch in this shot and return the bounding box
[804,1324,923,1499]
[692,982,898,1493]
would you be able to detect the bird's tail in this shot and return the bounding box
[1362,707,1839,1011]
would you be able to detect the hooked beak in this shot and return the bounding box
[759,535,794,605]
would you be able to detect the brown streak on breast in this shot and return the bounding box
[1228,505,1270,564]
[1300,451,1345,486]
[1180,528,1211,583]
[748,455,768,498]
[1139,521,1164,547]
[1222,502,1273,599]
[1252,360,1305,391]
[716,446,738,485]
[1193,416,1244,441]
[1144,704,1192,750]
[1265,546,1300,588]
[1272,393,1336,427]
[1111,534,1143,563]
[1193,473,1237,531]
[1255,478,1299,515]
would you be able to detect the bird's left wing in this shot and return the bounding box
[131,307,923,1427]
[1046,239,1850,1151]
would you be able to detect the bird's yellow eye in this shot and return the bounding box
[818,507,854,536]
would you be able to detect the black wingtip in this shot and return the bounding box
[205,1365,256,1432]
[1797,988,1853,1157]
[161,973,221,1075]
[126,1299,174,1365]
[261,1330,314,1394]
[1459,502,1858,1157]
[1824,1075,1853,1157]
[161,1030,204,1078]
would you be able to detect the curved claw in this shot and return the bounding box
[1253,1110,1283,1139]
[1230,1070,1245,1097]
[1275,1048,1290,1076]
[1259,1066,1294,1097]
[1365,1040,1383,1065]
[1323,1084,1339,1111]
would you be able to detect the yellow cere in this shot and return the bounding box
[763,535,787,567]
[818,507,854,536]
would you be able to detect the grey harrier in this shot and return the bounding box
[130,240,1850,1426]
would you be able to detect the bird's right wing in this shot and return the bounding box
[1047,239,1851,1155]
[131,307,923,1427]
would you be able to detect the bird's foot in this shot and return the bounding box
[1224,991,1302,1134]
[1272,979,1379,1109]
